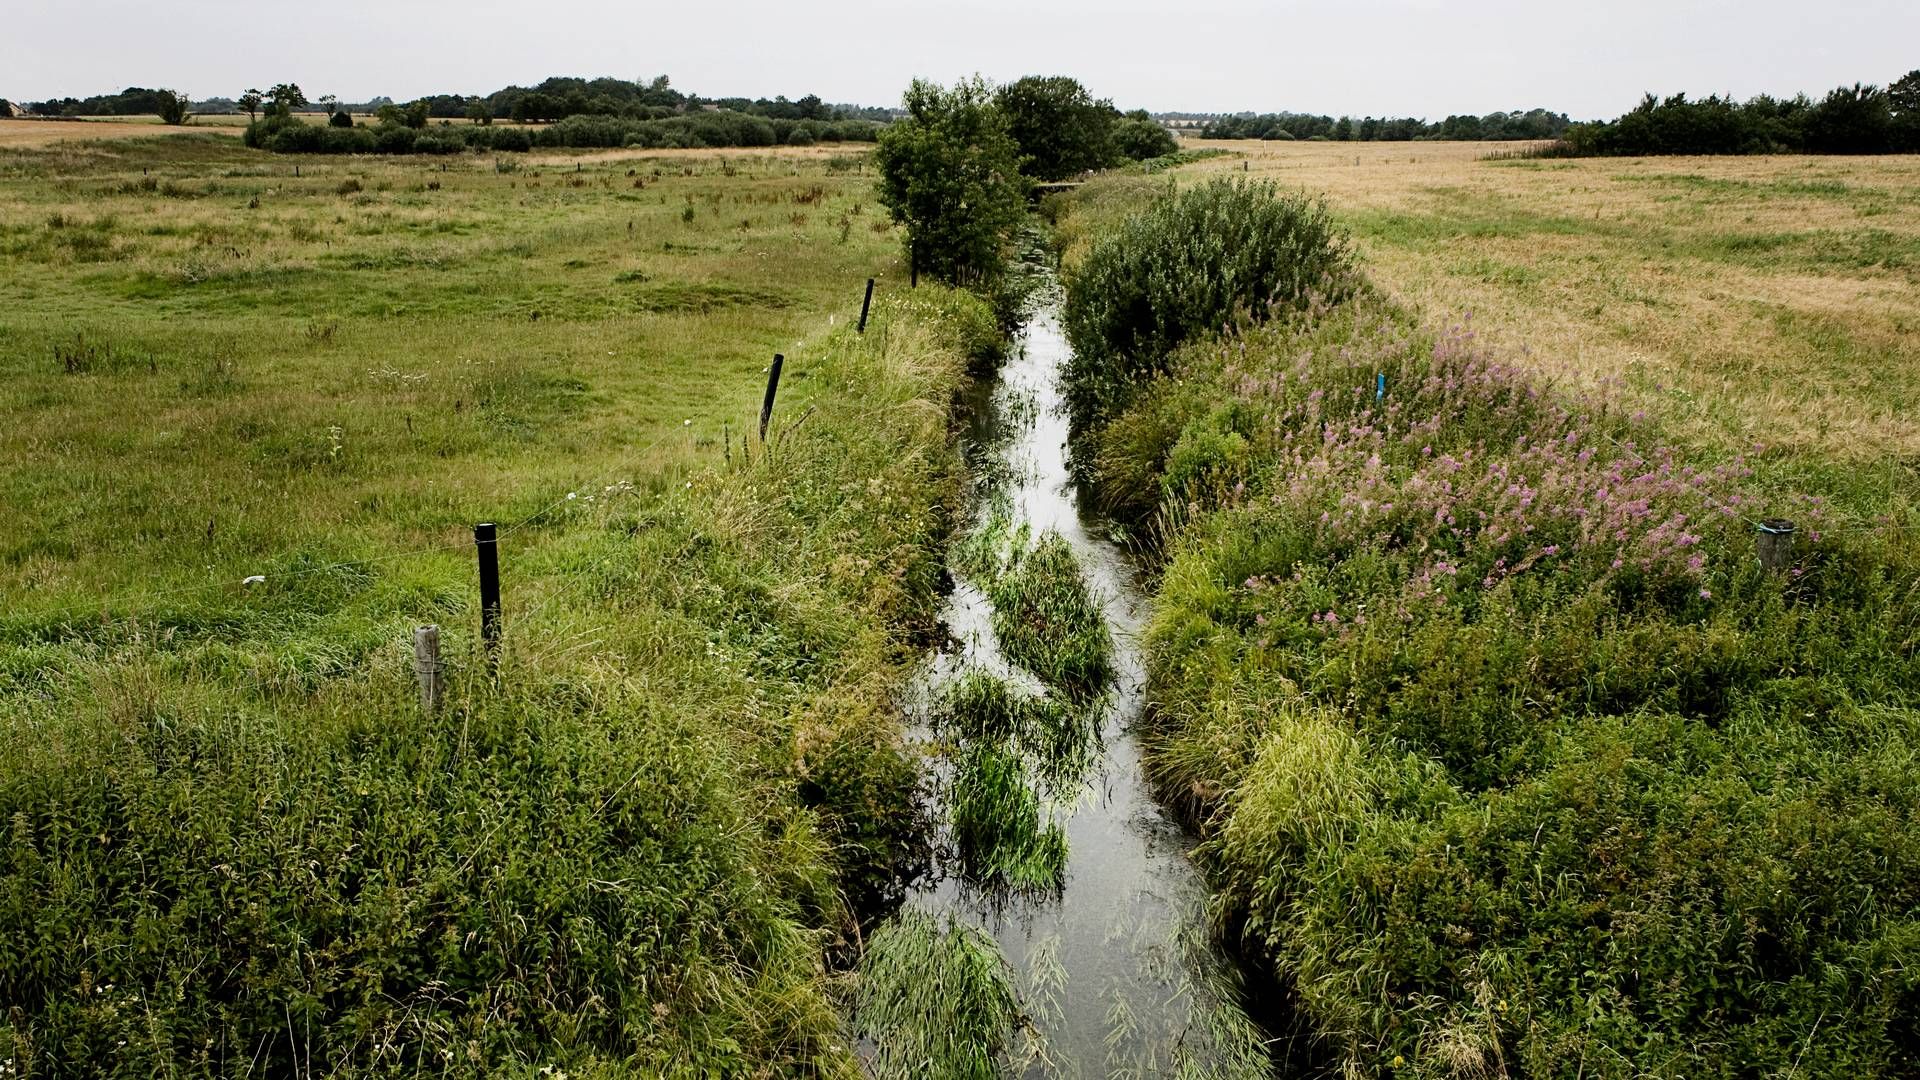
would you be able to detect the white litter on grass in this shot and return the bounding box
[241,575,266,586]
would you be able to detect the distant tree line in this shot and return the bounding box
[15,86,181,117]
[11,75,900,134]
[247,103,878,156]
[1559,72,1920,155]
[1199,108,1572,142]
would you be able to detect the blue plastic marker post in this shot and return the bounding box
[1376,373,1386,400]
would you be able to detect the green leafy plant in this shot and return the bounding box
[872,76,1029,286]
[852,911,1027,1080]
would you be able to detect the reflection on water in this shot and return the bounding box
[903,290,1273,1078]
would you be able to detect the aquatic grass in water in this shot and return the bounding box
[949,740,1069,892]
[955,509,1115,703]
[936,669,1096,799]
[993,533,1114,701]
[852,910,1028,1080]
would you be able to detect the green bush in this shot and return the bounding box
[873,77,1029,287]
[154,89,190,126]
[371,124,418,154]
[1111,117,1178,161]
[1059,178,1353,447]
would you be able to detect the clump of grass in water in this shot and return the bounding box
[992,532,1113,701]
[949,740,1068,892]
[956,510,1114,703]
[938,669,1095,799]
[853,910,1029,1080]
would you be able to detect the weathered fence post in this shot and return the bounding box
[474,523,501,671]
[1756,519,1796,571]
[858,278,875,333]
[413,625,443,712]
[759,354,785,442]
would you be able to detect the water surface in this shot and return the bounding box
[904,290,1272,1078]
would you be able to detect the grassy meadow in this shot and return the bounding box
[0,130,1002,1075]
[1,132,897,615]
[1163,140,1920,520]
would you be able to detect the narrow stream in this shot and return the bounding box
[900,280,1274,1077]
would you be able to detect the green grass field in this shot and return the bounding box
[0,132,1003,1076]
[0,134,901,615]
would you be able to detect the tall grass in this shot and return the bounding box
[850,910,1027,1080]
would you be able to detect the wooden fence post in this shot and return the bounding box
[413,625,443,712]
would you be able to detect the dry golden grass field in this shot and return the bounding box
[1182,139,1920,477]
[0,117,245,147]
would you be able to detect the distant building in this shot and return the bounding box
[3,101,24,119]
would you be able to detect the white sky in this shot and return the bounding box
[4,0,1915,120]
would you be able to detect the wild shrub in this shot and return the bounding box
[154,89,190,126]
[1059,178,1353,450]
[1111,116,1178,161]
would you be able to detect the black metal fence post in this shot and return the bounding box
[475,522,501,671]
[759,354,785,442]
[858,278,875,333]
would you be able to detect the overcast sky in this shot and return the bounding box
[5,0,1915,119]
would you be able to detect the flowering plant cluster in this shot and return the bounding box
[1165,308,1819,641]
